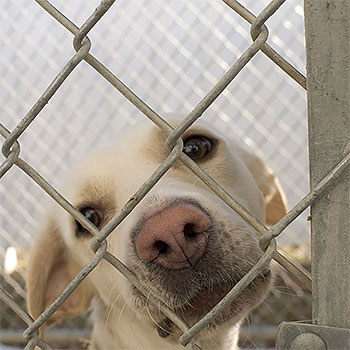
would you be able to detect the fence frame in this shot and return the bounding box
[0,0,350,349]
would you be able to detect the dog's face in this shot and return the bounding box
[27,120,287,345]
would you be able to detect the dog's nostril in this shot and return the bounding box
[262,269,271,278]
[154,240,168,254]
[184,223,197,238]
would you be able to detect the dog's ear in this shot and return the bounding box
[27,215,93,328]
[239,148,287,226]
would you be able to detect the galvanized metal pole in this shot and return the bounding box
[276,1,350,349]
[304,0,350,330]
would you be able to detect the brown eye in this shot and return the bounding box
[183,136,212,160]
[76,207,102,238]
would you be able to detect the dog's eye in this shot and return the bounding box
[76,207,102,237]
[183,136,212,160]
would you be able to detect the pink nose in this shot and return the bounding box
[135,204,211,270]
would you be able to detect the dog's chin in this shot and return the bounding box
[176,283,244,327]
[130,270,271,333]
[175,270,271,330]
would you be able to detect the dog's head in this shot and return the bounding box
[27,120,287,344]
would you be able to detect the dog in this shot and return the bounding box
[27,119,287,349]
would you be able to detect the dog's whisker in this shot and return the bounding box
[145,302,174,337]
[105,291,122,328]
[116,300,129,330]
[143,291,175,337]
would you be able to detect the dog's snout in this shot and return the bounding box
[135,204,211,269]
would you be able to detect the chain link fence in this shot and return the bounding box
[1,0,349,349]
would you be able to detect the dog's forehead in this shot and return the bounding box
[74,120,236,167]
[63,121,246,202]
[121,120,226,143]
[123,119,237,155]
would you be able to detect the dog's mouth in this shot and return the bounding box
[175,283,239,327]
[132,269,271,335]
[174,269,271,328]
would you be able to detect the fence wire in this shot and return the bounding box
[1,0,349,348]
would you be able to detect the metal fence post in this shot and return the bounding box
[305,0,350,329]
[276,1,350,349]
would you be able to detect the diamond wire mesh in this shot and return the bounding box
[2,0,349,348]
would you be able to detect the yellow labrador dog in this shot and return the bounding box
[27,120,286,349]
